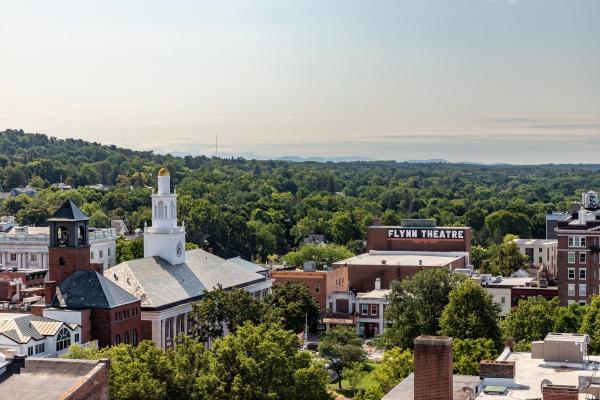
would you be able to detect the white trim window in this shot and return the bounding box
[569,236,586,248]
[579,284,587,297]
[371,304,378,316]
[580,268,587,280]
[568,284,576,296]
[568,268,575,280]
[568,252,576,264]
[361,304,369,315]
[580,253,587,264]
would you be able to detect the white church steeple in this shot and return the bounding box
[143,167,186,265]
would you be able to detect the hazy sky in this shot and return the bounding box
[1,0,599,163]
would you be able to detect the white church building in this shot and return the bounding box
[105,167,272,350]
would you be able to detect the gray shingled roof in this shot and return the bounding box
[227,257,268,274]
[104,249,267,310]
[48,200,89,222]
[51,270,139,309]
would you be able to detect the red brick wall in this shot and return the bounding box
[542,385,578,400]
[339,260,465,292]
[141,319,153,342]
[367,226,471,253]
[479,360,515,378]
[49,246,92,286]
[61,360,110,400]
[91,302,142,347]
[271,271,328,309]
[414,336,453,400]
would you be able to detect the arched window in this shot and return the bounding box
[56,328,71,351]
[115,335,121,345]
[58,226,69,246]
[132,329,138,346]
[124,331,130,344]
[78,225,85,245]
[157,201,165,218]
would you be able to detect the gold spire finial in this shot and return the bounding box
[158,167,170,177]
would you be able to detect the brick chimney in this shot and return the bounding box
[542,384,578,400]
[414,336,453,400]
[44,280,57,304]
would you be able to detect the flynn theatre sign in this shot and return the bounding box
[387,228,465,240]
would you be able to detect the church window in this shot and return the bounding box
[158,201,165,218]
[115,335,121,345]
[78,225,85,245]
[124,331,130,344]
[56,328,71,351]
[132,329,138,346]
[58,226,69,246]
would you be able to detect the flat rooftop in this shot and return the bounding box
[0,358,107,400]
[356,289,391,299]
[333,252,463,267]
[513,238,557,246]
[475,351,600,399]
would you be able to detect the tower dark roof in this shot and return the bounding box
[51,270,139,309]
[48,200,89,222]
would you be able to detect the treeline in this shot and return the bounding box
[3,129,600,261]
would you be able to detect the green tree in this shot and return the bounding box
[2,165,26,188]
[553,303,585,333]
[501,296,559,343]
[282,243,354,269]
[90,210,111,228]
[485,235,529,276]
[16,205,49,226]
[383,268,465,349]
[330,212,359,245]
[484,210,531,244]
[318,326,366,389]
[64,341,172,400]
[580,295,600,354]
[439,279,502,348]
[373,347,413,393]
[452,338,497,375]
[355,386,385,400]
[189,285,264,342]
[343,362,367,394]
[196,322,331,400]
[263,281,320,333]
[116,236,144,263]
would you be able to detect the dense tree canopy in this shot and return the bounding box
[318,326,367,389]
[3,130,599,262]
[382,268,465,349]
[439,279,502,348]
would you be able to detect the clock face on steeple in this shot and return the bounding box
[176,241,184,257]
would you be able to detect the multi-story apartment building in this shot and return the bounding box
[556,191,600,306]
[513,238,558,279]
[0,216,117,271]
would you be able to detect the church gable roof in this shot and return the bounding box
[105,249,267,310]
[48,200,89,222]
[52,270,139,309]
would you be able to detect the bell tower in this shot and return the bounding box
[144,167,186,265]
[48,200,98,286]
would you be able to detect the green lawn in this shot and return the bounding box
[327,361,381,398]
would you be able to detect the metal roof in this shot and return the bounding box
[227,256,268,273]
[47,200,89,222]
[105,249,268,310]
[51,270,139,309]
[0,314,79,344]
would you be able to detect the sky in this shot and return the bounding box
[0,0,599,164]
